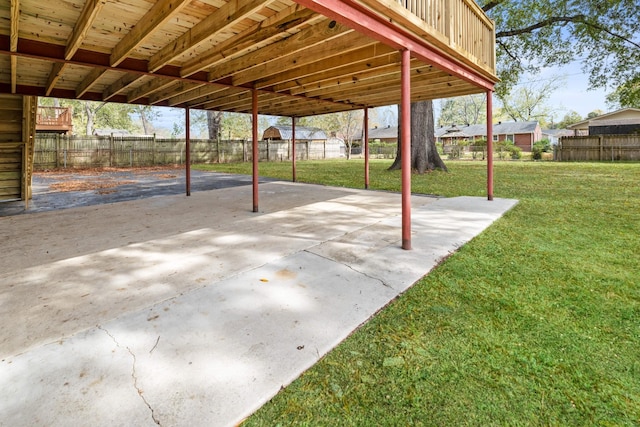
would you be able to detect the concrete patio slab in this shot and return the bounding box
[0,181,517,426]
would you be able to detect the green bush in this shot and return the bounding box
[532,139,551,160]
[508,145,522,159]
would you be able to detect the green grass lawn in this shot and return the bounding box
[196,160,640,425]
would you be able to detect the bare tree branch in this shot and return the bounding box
[496,15,586,38]
[496,15,640,50]
[482,0,505,13]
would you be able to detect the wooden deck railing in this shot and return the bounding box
[363,0,496,76]
[36,107,73,133]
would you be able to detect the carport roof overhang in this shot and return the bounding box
[0,0,498,117]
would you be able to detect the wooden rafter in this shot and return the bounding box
[231,32,373,86]
[45,0,106,97]
[103,74,144,101]
[66,0,106,60]
[76,68,108,97]
[148,0,270,72]
[110,0,192,67]
[166,85,224,107]
[260,44,397,90]
[10,0,19,93]
[207,19,354,83]
[180,5,320,77]
[45,63,66,96]
[127,78,176,103]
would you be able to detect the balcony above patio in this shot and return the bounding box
[0,0,497,116]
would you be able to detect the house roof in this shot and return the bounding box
[264,125,327,140]
[0,0,498,118]
[368,126,398,139]
[567,108,640,130]
[542,129,574,137]
[435,121,539,138]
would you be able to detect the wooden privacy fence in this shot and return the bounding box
[556,135,640,161]
[33,135,345,169]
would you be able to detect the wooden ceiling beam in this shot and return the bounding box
[76,68,108,98]
[231,31,372,87]
[127,78,177,103]
[180,5,320,77]
[281,52,402,94]
[148,81,204,105]
[301,64,433,98]
[103,74,144,101]
[66,0,106,60]
[167,85,225,107]
[148,0,270,72]
[110,0,191,67]
[207,18,352,83]
[256,43,396,90]
[43,0,106,96]
[10,0,19,93]
[45,63,66,96]
[326,75,459,103]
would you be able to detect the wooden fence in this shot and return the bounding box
[33,135,345,170]
[556,135,640,161]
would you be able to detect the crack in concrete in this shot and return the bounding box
[97,325,161,426]
[304,250,393,289]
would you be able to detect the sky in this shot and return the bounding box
[516,60,610,120]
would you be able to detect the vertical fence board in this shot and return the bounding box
[557,135,640,162]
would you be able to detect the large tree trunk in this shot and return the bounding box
[388,100,448,173]
[207,110,223,140]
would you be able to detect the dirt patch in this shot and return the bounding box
[49,180,136,192]
[36,165,185,176]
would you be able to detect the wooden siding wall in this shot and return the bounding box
[0,94,36,201]
[556,135,640,161]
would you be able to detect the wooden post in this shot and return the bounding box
[401,49,411,250]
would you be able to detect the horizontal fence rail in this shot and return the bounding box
[556,135,640,161]
[33,135,347,170]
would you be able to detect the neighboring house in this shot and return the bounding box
[262,125,345,158]
[542,129,574,145]
[567,108,640,136]
[367,125,398,143]
[262,125,327,142]
[436,121,542,152]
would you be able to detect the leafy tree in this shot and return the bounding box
[606,79,640,108]
[556,110,583,129]
[437,94,487,127]
[132,105,159,135]
[496,77,562,126]
[587,109,605,119]
[401,0,640,172]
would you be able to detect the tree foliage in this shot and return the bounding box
[496,77,562,127]
[437,94,487,127]
[483,0,640,100]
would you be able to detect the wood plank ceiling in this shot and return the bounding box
[0,0,498,117]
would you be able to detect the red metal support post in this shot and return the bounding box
[486,89,494,201]
[185,107,191,196]
[364,107,370,189]
[401,49,411,250]
[252,88,259,212]
[291,117,297,182]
